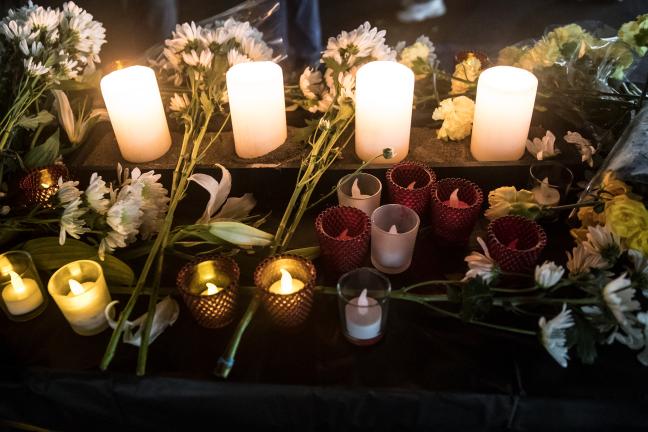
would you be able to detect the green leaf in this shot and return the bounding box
[460,277,493,321]
[293,122,317,144]
[569,310,598,365]
[284,246,320,260]
[21,237,135,286]
[24,129,60,169]
[17,110,55,130]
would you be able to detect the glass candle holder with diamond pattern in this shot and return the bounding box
[315,206,371,275]
[430,178,483,245]
[386,161,436,217]
[487,215,547,273]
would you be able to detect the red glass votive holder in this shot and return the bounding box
[176,255,240,328]
[315,206,371,275]
[254,254,316,328]
[18,164,69,207]
[430,178,483,245]
[386,161,436,217]
[487,215,547,273]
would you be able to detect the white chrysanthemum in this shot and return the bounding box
[539,304,574,368]
[566,243,607,275]
[323,21,395,66]
[535,261,565,289]
[432,96,475,141]
[84,173,110,215]
[18,40,43,57]
[603,273,640,327]
[226,49,250,67]
[169,93,191,113]
[564,131,596,167]
[0,19,34,41]
[526,130,560,160]
[399,35,436,70]
[23,57,50,77]
[182,49,213,68]
[57,177,81,205]
[166,21,204,53]
[127,168,169,239]
[27,6,60,34]
[582,224,623,265]
[99,194,143,258]
[337,71,356,104]
[239,37,273,61]
[463,237,499,283]
[59,197,89,245]
[299,68,324,100]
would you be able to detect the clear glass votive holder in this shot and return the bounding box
[430,178,484,246]
[18,164,69,208]
[529,162,574,206]
[254,254,316,327]
[487,215,548,273]
[315,206,371,275]
[371,204,420,274]
[48,260,111,336]
[176,255,240,329]
[0,251,48,322]
[337,172,382,217]
[386,161,436,217]
[337,267,391,346]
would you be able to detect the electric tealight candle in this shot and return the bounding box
[269,269,304,295]
[100,65,172,163]
[470,66,538,161]
[532,177,561,206]
[337,173,382,217]
[48,260,111,336]
[226,61,287,159]
[201,282,221,296]
[355,61,414,164]
[1,270,43,316]
[371,204,420,274]
[344,288,382,340]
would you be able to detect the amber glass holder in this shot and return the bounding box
[18,164,69,208]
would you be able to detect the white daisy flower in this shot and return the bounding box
[539,304,574,368]
[463,237,499,283]
[59,197,89,245]
[84,173,110,215]
[583,224,623,266]
[566,243,607,275]
[226,49,250,67]
[323,21,395,66]
[169,93,191,113]
[299,68,324,100]
[56,177,81,205]
[166,21,203,53]
[23,57,50,77]
[535,261,565,289]
[239,37,273,61]
[0,20,34,41]
[127,168,169,239]
[27,6,60,34]
[603,273,640,327]
[182,49,213,68]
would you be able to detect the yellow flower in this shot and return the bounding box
[618,13,648,56]
[485,186,540,220]
[570,227,589,243]
[517,38,561,71]
[600,171,631,197]
[628,231,648,256]
[577,204,606,228]
[450,55,481,94]
[605,195,648,239]
[432,96,475,141]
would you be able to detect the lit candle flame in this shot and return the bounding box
[388,225,398,234]
[9,271,25,294]
[278,268,294,295]
[358,288,369,316]
[204,282,219,296]
[68,279,85,296]
[351,178,369,199]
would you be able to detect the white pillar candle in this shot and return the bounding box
[345,288,381,340]
[48,261,112,336]
[1,271,43,316]
[355,61,414,164]
[470,66,538,161]
[226,61,287,159]
[100,65,172,163]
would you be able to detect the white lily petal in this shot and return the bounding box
[189,165,232,224]
[52,89,76,140]
[213,193,256,220]
[104,297,179,347]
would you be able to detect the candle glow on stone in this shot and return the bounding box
[100,65,172,163]
[355,61,414,164]
[470,66,538,161]
[269,268,304,295]
[226,61,287,159]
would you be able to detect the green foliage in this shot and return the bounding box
[569,310,599,365]
[459,277,493,321]
[23,129,60,169]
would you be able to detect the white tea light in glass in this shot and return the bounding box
[48,260,112,336]
[529,162,574,206]
[355,61,414,164]
[226,61,287,159]
[337,172,382,217]
[100,65,172,163]
[471,66,538,161]
[337,267,390,345]
[0,251,47,321]
[371,204,420,274]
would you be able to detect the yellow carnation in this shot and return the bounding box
[485,186,540,220]
[605,195,648,239]
[628,230,648,256]
[432,96,475,141]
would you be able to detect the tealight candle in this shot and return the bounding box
[201,282,221,296]
[269,269,304,295]
[226,61,287,159]
[337,173,382,217]
[371,204,420,274]
[445,189,470,208]
[48,260,111,336]
[532,177,560,206]
[471,66,538,161]
[100,65,172,163]
[355,61,414,164]
[351,179,369,199]
[430,178,484,246]
[345,288,382,340]
[1,271,43,316]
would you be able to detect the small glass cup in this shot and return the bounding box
[176,255,240,328]
[487,215,547,273]
[254,254,316,327]
[337,267,391,346]
[0,251,48,321]
[48,260,111,336]
[315,206,371,275]
[18,164,69,208]
[337,172,382,217]
[529,162,574,206]
[430,178,483,246]
[386,161,436,217]
[371,204,420,274]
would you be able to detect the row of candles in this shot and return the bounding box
[100,61,538,164]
